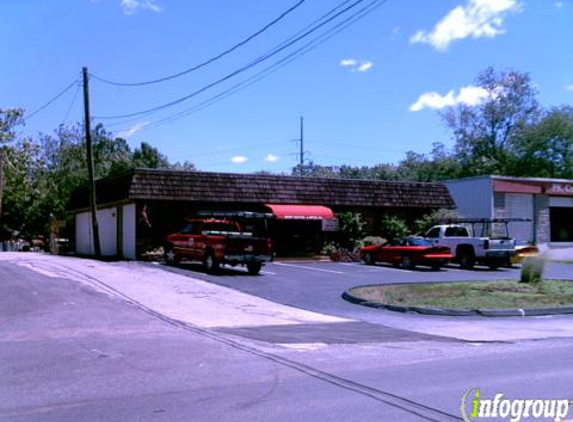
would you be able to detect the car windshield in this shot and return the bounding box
[405,237,433,247]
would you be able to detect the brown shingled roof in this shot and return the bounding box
[70,168,454,210]
[124,168,454,209]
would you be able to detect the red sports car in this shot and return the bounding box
[360,237,452,270]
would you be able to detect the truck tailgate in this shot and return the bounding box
[225,235,270,255]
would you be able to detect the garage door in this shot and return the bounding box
[504,193,534,243]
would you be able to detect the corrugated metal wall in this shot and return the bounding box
[445,177,493,218]
[503,193,534,242]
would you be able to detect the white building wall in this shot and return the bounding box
[445,177,493,218]
[122,204,136,260]
[75,212,93,255]
[75,208,117,257]
[98,208,117,256]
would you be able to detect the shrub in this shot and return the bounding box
[520,256,546,284]
[379,215,409,239]
[338,211,365,250]
[320,241,338,256]
[355,236,386,250]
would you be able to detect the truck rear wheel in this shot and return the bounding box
[247,262,262,275]
[459,251,475,269]
[204,251,220,273]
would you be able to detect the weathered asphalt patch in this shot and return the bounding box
[216,321,456,344]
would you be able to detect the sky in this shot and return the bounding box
[2,0,572,174]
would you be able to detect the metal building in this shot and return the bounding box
[445,176,573,245]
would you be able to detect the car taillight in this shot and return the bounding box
[267,238,273,251]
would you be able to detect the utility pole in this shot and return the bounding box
[82,67,101,258]
[299,116,304,176]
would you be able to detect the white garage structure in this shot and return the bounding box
[75,204,137,260]
[446,176,573,245]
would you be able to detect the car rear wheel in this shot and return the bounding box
[401,254,415,270]
[204,250,220,273]
[247,262,262,275]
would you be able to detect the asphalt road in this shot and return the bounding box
[2,257,573,422]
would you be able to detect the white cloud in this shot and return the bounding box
[410,85,489,111]
[410,0,521,51]
[566,84,573,92]
[340,58,373,73]
[264,153,280,163]
[555,2,564,8]
[231,156,248,164]
[121,0,162,15]
[118,122,149,138]
[357,62,373,72]
[340,59,358,67]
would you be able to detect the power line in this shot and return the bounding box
[94,0,372,120]
[62,80,82,124]
[90,0,309,87]
[101,0,357,130]
[113,0,388,132]
[25,75,82,122]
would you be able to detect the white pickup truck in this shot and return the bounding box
[425,222,516,269]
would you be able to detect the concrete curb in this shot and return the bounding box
[341,289,573,317]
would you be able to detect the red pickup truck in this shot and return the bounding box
[164,218,273,275]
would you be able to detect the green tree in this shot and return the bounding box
[132,141,170,169]
[442,67,539,176]
[0,108,25,227]
[3,138,48,236]
[513,106,573,178]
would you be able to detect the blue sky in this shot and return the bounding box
[2,0,572,173]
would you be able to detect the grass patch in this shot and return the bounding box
[350,280,573,310]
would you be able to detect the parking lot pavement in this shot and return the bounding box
[3,253,573,344]
[160,259,573,343]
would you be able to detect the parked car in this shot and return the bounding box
[164,216,273,275]
[360,237,452,270]
[511,240,539,264]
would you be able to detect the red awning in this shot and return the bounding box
[265,204,334,220]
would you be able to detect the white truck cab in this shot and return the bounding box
[425,222,516,269]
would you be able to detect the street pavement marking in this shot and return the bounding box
[274,262,345,274]
[338,262,414,273]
